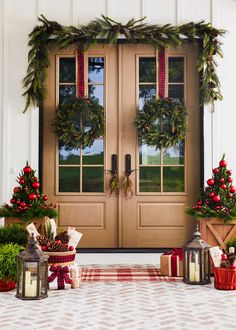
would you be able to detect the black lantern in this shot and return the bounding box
[183,225,211,285]
[16,234,49,300]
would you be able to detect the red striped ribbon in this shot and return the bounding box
[77,52,85,97]
[158,48,165,98]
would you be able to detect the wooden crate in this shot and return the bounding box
[4,217,48,234]
[199,218,236,249]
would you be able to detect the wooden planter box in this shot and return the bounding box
[4,216,49,234]
[199,218,236,249]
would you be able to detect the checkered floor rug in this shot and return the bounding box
[81,265,182,282]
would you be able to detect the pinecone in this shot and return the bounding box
[55,231,69,244]
[46,240,68,252]
[36,235,49,246]
[220,260,231,268]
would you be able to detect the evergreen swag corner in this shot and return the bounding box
[187,155,236,222]
[0,162,57,222]
[23,15,225,113]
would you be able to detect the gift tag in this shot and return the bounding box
[67,227,83,248]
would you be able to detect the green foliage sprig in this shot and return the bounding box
[134,98,187,149]
[0,224,28,246]
[0,244,23,280]
[22,15,225,112]
[52,97,104,150]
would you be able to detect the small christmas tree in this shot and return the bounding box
[188,155,236,221]
[0,162,57,221]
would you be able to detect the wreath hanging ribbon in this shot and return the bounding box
[134,98,187,150]
[52,97,104,150]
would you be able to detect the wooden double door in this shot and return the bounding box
[43,43,200,248]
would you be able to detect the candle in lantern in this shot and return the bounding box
[189,263,195,282]
[25,271,31,285]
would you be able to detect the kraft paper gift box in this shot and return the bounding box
[160,248,184,277]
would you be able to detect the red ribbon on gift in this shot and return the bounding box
[48,265,72,289]
[163,248,184,277]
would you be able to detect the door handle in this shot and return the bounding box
[125,154,132,176]
[111,154,118,174]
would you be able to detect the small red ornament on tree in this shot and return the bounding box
[209,192,214,198]
[20,202,26,207]
[220,184,227,190]
[227,177,233,183]
[10,198,15,204]
[213,195,221,203]
[219,159,227,167]
[219,178,224,183]
[19,178,25,184]
[230,186,236,193]
[213,168,219,174]
[227,170,232,175]
[13,187,21,193]
[43,195,48,201]
[207,179,214,186]
[32,182,40,189]
[29,193,37,200]
[23,165,32,174]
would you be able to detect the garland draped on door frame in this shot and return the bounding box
[22,15,225,113]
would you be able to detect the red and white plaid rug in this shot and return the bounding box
[81,265,182,282]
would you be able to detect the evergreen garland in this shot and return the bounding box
[22,15,225,113]
[52,97,104,150]
[134,98,187,149]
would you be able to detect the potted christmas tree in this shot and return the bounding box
[187,155,236,249]
[0,162,57,231]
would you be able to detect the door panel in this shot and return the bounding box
[43,43,199,248]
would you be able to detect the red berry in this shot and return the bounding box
[43,195,48,201]
[198,200,203,205]
[23,165,32,174]
[220,184,227,190]
[213,168,219,174]
[19,179,25,184]
[10,198,15,204]
[209,192,214,198]
[29,193,37,200]
[230,186,236,193]
[20,202,26,207]
[227,177,233,183]
[69,246,74,251]
[13,187,21,193]
[219,178,224,183]
[219,159,227,167]
[55,240,61,244]
[213,195,221,203]
[32,182,40,189]
[41,245,47,251]
[228,193,233,198]
[207,179,214,186]
[227,170,232,175]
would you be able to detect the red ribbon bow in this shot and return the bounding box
[163,248,184,277]
[48,265,72,289]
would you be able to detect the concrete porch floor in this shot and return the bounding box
[0,253,236,330]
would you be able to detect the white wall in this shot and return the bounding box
[0,0,236,203]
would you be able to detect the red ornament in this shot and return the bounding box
[227,170,232,175]
[13,187,21,193]
[213,195,221,203]
[10,198,15,204]
[213,168,219,174]
[220,184,227,190]
[227,177,233,183]
[221,254,228,261]
[209,192,214,198]
[219,178,224,183]
[29,193,37,200]
[20,202,26,207]
[198,200,203,205]
[19,178,25,184]
[207,179,214,186]
[23,165,32,174]
[33,177,38,182]
[69,246,74,251]
[16,200,21,204]
[219,159,227,167]
[228,193,233,198]
[230,186,236,193]
[32,182,40,189]
[41,245,47,251]
[55,240,61,244]
[43,195,48,201]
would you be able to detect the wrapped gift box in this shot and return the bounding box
[48,265,72,290]
[160,248,183,277]
[70,264,82,288]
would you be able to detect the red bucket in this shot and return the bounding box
[0,279,16,292]
[214,267,236,290]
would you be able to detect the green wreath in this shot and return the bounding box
[52,97,104,150]
[134,98,187,149]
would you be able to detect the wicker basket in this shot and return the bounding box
[214,267,236,290]
[44,250,76,266]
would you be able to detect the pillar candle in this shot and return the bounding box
[189,263,195,282]
[25,271,31,285]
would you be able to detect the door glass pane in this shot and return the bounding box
[59,58,76,83]
[59,146,80,165]
[168,57,184,82]
[139,58,156,82]
[139,144,160,165]
[139,85,156,109]
[89,85,104,106]
[59,167,80,192]
[59,85,76,103]
[88,57,104,83]
[82,139,104,164]
[163,167,184,192]
[168,84,184,102]
[163,141,184,165]
[140,167,161,192]
[82,167,104,192]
